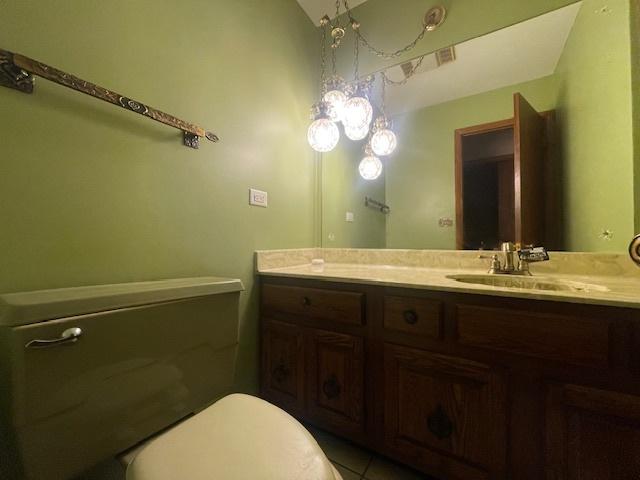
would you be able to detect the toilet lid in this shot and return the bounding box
[126,394,340,480]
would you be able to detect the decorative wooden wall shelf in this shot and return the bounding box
[0,49,218,149]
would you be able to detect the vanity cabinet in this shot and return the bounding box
[259,276,640,480]
[545,383,640,480]
[260,283,367,439]
[307,329,364,434]
[261,319,306,415]
[383,344,507,479]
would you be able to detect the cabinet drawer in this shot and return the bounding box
[262,284,364,325]
[456,305,611,368]
[384,295,442,339]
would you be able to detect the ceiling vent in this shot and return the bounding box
[400,61,414,78]
[435,46,456,66]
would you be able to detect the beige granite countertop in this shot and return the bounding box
[256,248,640,309]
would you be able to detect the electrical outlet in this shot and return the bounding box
[439,217,453,227]
[346,212,354,222]
[249,188,268,207]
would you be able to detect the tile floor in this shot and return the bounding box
[306,425,433,480]
[75,425,433,480]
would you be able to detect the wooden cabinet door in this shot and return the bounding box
[307,329,365,434]
[546,384,640,480]
[261,320,305,414]
[384,344,507,480]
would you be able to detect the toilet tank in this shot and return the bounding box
[0,277,243,480]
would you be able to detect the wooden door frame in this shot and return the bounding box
[454,118,514,249]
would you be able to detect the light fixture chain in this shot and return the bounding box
[381,54,427,86]
[331,46,337,75]
[353,29,359,81]
[320,23,328,98]
[341,0,432,59]
[381,74,387,118]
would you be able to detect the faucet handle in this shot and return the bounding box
[478,253,501,274]
[501,242,516,253]
[518,246,550,263]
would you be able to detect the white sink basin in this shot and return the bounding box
[446,274,610,293]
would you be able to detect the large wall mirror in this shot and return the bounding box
[321,0,636,252]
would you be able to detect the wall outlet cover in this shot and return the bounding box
[346,212,354,222]
[438,217,454,227]
[249,188,268,207]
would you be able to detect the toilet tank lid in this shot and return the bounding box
[0,277,244,327]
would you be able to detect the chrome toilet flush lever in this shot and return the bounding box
[25,327,82,349]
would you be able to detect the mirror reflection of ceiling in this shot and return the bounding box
[384,3,581,115]
[296,0,370,24]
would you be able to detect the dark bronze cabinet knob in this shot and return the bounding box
[272,363,290,383]
[427,405,453,440]
[302,296,312,306]
[403,309,419,325]
[322,374,341,400]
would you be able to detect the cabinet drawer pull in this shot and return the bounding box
[322,374,342,400]
[25,327,82,349]
[427,405,453,440]
[403,309,419,325]
[302,296,312,306]
[272,363,290,383]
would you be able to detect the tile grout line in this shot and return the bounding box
[331,458,369,477]
[360,455,375,480]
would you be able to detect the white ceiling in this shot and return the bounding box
[296,0,370,25]
[384,2,582,115]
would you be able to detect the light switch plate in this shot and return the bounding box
[249,188,268,207]
[346,212,354,222]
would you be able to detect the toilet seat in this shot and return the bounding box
[126,394,342,480]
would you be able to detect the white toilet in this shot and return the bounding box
[126,394,343,480]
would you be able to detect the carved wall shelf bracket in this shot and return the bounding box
[0,49,219,149]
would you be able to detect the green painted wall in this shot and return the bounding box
[632,0,640,233]
[386,75,559,249]
[554,0,634,250]
[0,0,319,392]
[322,136,386,248]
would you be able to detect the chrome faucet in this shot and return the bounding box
[479,242,549,275]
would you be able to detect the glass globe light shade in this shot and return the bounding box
[323,90,347,123]
[371,128,397,156]
[344,123,370,141]
[342,96,373,130]
[307,118,340,153]
[359,155,383,180]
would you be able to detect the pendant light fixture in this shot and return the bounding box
[307,1,447,153]
[359,143,383,180]
[370,78,397,156]
[323,76,348,123]
[342,92,373,131]
[371,120,397,156]
[308,101,340,153]
[308,15,340,153]
[342,30,373,135]
[345,122,370,141]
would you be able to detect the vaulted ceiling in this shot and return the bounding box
[295,0,370,25]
